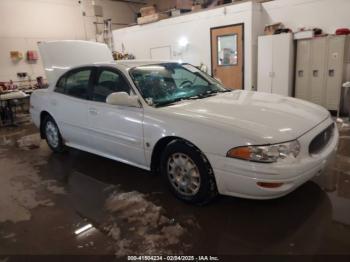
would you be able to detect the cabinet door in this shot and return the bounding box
[295,40,311,100]
[310,37,327,106]
[345,36,350,64]
[272,33,294,96]
[325,36,345,111]
[257,36,273,93]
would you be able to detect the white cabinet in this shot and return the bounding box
[295,35,348,112]
[257,33,294,96]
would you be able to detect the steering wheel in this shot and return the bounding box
[179,80,193,89]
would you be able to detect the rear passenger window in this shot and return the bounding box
[55,76,66,94]
[64,69,92,99]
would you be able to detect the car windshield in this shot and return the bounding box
[129,63,230,107]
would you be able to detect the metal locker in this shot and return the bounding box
[257,33,294,96]
[345,36,350,63]
[325,35,346,111]
[272,33,294,96]
[310,37,327,106]
[257,35,273,93]
[295,40,311,100]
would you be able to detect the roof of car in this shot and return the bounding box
[114,60,179,69]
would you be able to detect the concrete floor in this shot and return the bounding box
[0,119,350,260]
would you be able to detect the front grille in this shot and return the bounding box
[309,123,335,155]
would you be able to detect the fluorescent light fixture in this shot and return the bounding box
[178,37,189,47]
[74,224,93,235]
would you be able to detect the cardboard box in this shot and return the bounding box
[264,23,283,35]
[171,9,181,17]
[176,0,193,10]
[294,30,314,40]
[137,13,169,25]
[192,4,202,11]
[140,6,157,17]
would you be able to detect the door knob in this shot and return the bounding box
[89,108,98,115]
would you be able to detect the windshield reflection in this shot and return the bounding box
[129,63,230,107]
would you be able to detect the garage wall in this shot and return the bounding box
[260,0,350,88]
[262,0,350,34]
[0,0,137,82]
[113,0,350,92]
[113,1,255,90]
[146,0,175,11]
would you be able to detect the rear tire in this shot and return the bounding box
[43,116,65,153]
[160,140,217,205]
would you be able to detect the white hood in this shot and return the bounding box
[163,90,330,144]
[38,40,114,87]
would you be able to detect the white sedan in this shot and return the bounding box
[30,41,338,204]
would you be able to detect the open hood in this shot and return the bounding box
[38,40,114,87]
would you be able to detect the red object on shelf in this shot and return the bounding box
[27,50,39,61]
[335,28,350,35]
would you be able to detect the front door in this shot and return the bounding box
[211,24,244,89]
[87,67,146,168]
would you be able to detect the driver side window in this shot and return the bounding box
[92,69,130,103]
[172,68,208,88]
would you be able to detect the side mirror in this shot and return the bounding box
[106,92,141,107]
[343,82,350,88]
[214,77,223,84]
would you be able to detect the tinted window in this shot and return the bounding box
[64,69,92,99]
[92,69,130,103]
[55,76,66,94]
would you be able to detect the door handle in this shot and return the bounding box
[88,108,98,115]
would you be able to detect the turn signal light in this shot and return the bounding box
[257,182,284,188]
[227,147,252,160]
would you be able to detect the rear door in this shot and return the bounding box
[51,67,95,147]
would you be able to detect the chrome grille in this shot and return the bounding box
[309,123,335,155]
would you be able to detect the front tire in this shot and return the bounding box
[43,116,65,153]
[160,140,217,205]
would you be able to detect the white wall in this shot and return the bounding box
[113,0,350,92]
[113,2,255,90]
[0,0,137,82]
[262,0,350,34]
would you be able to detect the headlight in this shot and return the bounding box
[227,140,300,163]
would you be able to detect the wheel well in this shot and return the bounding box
[39,111,51,139]
[150,136,213,175]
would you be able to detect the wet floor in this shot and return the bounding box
[0,120,350,260]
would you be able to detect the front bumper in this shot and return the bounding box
[207,117,339,199]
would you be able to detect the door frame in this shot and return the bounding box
[210,23,245,90]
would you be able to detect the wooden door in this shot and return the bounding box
[211,24,244,89]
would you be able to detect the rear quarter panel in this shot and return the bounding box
[30,89,53,128]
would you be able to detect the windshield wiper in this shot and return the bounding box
[154,98,185,107]
[155,89,232,107]
[220,89,233,93]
